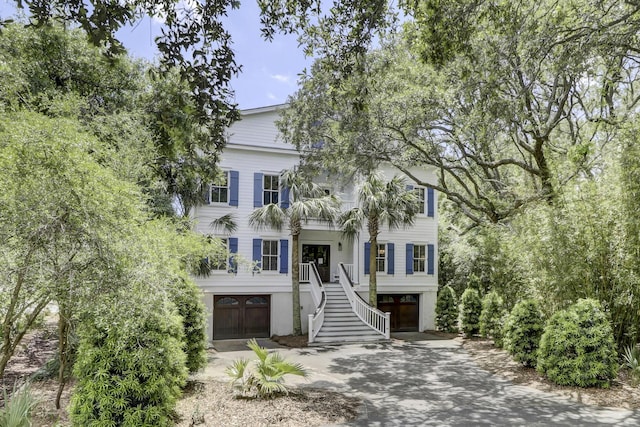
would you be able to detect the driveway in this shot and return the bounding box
[205,337,640,426]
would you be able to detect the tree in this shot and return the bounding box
[249,168,340,335]
[339,172,418,306]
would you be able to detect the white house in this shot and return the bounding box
[192,104,438,342]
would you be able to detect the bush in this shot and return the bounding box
[0,383,38,427]
[503,299,544,367]
[70,292,188,427]
[435,285,458,333]
[226,339,308,398]
[623,344,640,386]
[459,288,482,337]
[172,276,207,373]
[537,298,618,388]
[479,291,507,347]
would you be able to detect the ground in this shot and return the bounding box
[2,328,640,426]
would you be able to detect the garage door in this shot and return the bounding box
[213,295,270,339]
[377,294,419,332]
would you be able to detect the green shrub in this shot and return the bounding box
[459,288,482,337]
[226,339,308,398]
[172,276,207,373]
[435,285,458,333]
[70,293,187,427]
[503,299,544,367]
[479,291,507,347]
[0,383,38,427]
[537,298,618,388]
[623,344,640,386]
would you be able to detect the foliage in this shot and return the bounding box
[479,291,507,348]
[339,172,418,306]
[226,339,308,398]
[537,299,618,388]
[0,383,38,427]
[172,276,208,373]
[435,285,458,333]
[459,288,482,337]
[623,345,640,387]
[70,285,188,427]
[503,300,544,367]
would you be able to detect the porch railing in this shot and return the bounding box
[342,264,354,282]
[299,263,311,283]
[307,263,326,343]
[338,262,390,339]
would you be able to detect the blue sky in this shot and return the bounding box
[1,0,311,110]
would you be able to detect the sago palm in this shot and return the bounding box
[249,168,340,335]
[340,172,419,306]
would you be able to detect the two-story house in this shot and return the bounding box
[192,104,438,343]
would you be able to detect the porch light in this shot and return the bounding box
[338,242,342,251]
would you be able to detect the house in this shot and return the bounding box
[192,104,438,342]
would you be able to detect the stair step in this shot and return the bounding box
[321,326,377,333]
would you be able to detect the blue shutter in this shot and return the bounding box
[229,237,238,271]
[253,173,263,208]
[364,242,371,275]
[279,239,289,274]
[427,244,435,275]
[427,187,435,217]
[406,243,414,275]
[253,238,262,268]
[280,186,290,208]
[387,243,395,274]
[229,171,239,206]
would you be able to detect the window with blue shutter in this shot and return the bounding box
[252,238,262,269]
[280,239,289,274]
[364,242,371,275]
[253,173,263,207]
[229,171,239,206]
[427,244,435,274]
[406,243,414,275]
[387,243,395,274]
[228,237,238,272]
[281,186,290,208]
[427,188,435,217]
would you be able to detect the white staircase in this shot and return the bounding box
[312,283,387,344]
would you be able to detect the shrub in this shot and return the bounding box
[537,298,618,388]
[0,383,38,427]
[172,276,208,373]
[459,288,482,337]
[623,344,640,386]
[479,291,507,347]
[226,339,308,398]
[503,299,544,367]
[435,285,458,333]
[70,293,187,427]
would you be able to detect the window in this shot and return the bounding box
[414,187,425,214]
[262,240,278,271]
[263,175,279,205]
[210,171,229,204]
[376,244,386,272]
[413,244,426,273]
[211,238,228,270]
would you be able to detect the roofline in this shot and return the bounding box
[239,104,288,116]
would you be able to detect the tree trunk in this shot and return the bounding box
[369,234,378,307]
[291,232,302,336]
[55,303,70,409]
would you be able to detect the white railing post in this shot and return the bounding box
[299,263,310,283]
[307,263,326,342]
[385,312,391,339]
[308,313,314,343]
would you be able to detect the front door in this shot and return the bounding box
[302,244,331,282]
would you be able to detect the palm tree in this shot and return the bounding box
[340,172,419,306]
[249,168,340,335]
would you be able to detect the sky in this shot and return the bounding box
[0,0,312,110]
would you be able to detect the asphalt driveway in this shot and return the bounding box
[205,336,640,426]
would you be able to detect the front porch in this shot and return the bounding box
[299,262,355,284]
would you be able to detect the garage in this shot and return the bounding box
[213,295,270,339]
[377,294,419,332]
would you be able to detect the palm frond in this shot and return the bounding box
[210,213,238,234]
[247,338,269,362]
[248,204,287,231]
[339,208,365,241]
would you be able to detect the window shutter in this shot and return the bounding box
[279,239,289,274]
[253,173,263,208]
[253,238,262,268]
[427,188,435,217]
[280,186,290,208]
[229,237,238,271]
[387,243,395,274]
[229,171,239,206]
[406,243,414,275]
[427,244,435,275]
[364,242,371,275]
[204,183,210,204]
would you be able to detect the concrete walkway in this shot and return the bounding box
[205,335,640,426]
